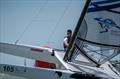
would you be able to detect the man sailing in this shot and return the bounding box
[63,29,72,51]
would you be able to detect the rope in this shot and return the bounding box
[14,0,48,44]
[46,0,72,44]
[0,53,2,63]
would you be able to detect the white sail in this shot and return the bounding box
[83,0,120,64]
[1,0,120,79]
[64,0,120,67]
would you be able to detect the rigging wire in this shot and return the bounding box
[98,46,104,63]
[46,0,72,45]
[14,0,48,44]
[0,53,2,63]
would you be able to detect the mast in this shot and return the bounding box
[64,0,91,61]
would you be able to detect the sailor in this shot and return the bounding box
[63,29,72,51]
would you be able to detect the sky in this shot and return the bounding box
[0,0,86,66]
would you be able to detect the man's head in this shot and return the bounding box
[67,29,72,37]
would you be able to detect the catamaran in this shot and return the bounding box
[0,0,120,79]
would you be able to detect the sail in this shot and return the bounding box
[64,0,120,67]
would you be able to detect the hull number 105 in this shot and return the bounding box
[3,65,15,72]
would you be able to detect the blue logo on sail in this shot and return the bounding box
[94,18,120,33]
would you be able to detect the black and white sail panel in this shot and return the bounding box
[65,0,120,67]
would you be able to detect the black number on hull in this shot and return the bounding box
[3,65,15,72]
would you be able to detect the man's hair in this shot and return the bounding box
[67,29,72,33]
